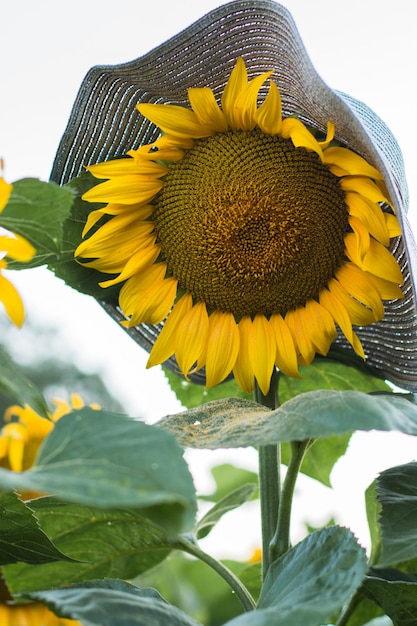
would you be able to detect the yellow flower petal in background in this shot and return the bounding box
[0,265,25,327]
[0,233,36,262]
[0,176,12,212]
[205,310,240,388]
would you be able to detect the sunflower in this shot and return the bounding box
[0,162,35,326]
[75,58,403,395]
[0,394,98,626]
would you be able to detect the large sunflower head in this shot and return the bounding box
[75,58,403,394]
[52,1,417,393]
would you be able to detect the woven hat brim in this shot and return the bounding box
[50,0,417,390]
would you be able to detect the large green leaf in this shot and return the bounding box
[0,408,196,534]
[4,498,175,594]
[26,582,203,626]
[365,480,383,566]
[0,178,74,268]
[158,391,417,449]
[224,526,367,626]
[202,463,258,503]
[0,491,72,565]
[375,462,417,567]
[362,568,417,626]
[0,344,48,417]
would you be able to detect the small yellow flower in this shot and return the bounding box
[0,161,35,327]
[76,58,403,395]
[0,394,98,625]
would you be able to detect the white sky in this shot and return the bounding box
[1,0,417,557]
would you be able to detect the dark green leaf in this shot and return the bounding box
[158,391,417,449]
[225,526,367,626]
[279,357,391,403]
[362,568,417,626]
[0,408,197,534]
[0,491,72,565]
[0,344,48,417]
[0,178,74,269]
[196,483,257,539]
[25,585,203,626]
[376,462,417,567]
[4,498,174,593]
[365,480,382,566]
[164,369,251,410]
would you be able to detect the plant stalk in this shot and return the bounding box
[255,368,280,579]
[177,536,256,611]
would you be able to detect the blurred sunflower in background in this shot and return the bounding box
[0,161,35,327]
[76,58,403,395]
[0,394,98,625]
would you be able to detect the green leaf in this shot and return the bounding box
[376,462,417,567]
[366,480,382,566]
[158,391,417,449]
[224,526,367,626]
[0,408,197,534]
[25,584,203,626]
[0,178,74,269]
[362,568,417,626]
[164,369,251,410]
[203,463,258,502]
[196,483,257,540]
[0,344,49,417]
[0,491,73,565]
[279,357,391,403]
[4,498,174,594]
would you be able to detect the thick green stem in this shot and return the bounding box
[177,536,256,612]
[270,439,311,561]
[255,368,280,579]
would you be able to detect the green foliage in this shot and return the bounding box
[0,408,197,535]
[224,527,367,626]
[362,569,417,626]
[196,484,258,540]
[0,491,72,565]
[158,391,417,449]
[202,464,258,503]
[3,498,174,594]
[0,344,49,417]
[0,178,74,269]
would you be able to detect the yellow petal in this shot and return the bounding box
[346,233,403,284]
[340,177,390,205]
[328,277,377,326]
[82,176,163,205]
[286,301,336,364]
[385,212,402,238]
[0,272,25,326]
[147,293,193,367]
[336,263,385,319]
[233,70,273,131]
[0,234,35,262]
[99,241,159,287]
[233,316,255,394]
[0,176,12,212]
[87,158,167,179]
[254,79,282,135]
[188,87,228,133]
[317,121,335,149]
[269,313,300,377]
[119,264,177,326]
[319,287,365,359]
[248,314,277,395]
[322,147,383,179]
[221,57,248,128]
[364,272,404,301]
[174,301,209,378]
[281,118,323,157]
[205,311,240,387]
[137,103,214,139]
[345,192,390,247]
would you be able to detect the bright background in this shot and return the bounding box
[1,0,417,558]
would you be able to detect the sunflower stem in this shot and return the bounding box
[176,536,256,611]
[255,368,280,579]
[269,439,311,561]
